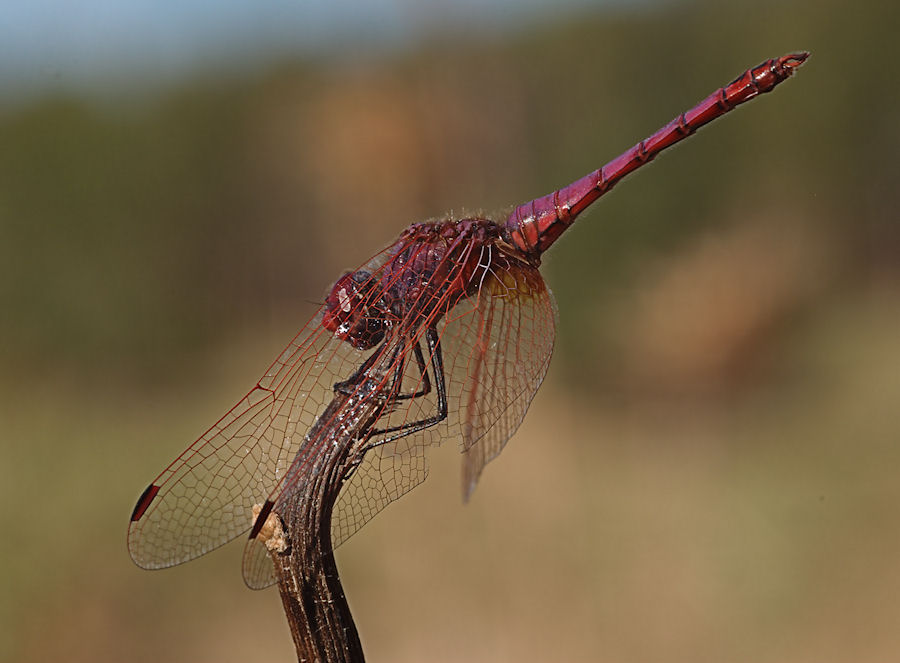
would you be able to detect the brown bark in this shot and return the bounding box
[259,391,381,662]
[269,443,365,663]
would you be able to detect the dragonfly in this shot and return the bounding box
[129,52,808,589]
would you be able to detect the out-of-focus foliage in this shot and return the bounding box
[2,0,898,661]
[1,0,896,393]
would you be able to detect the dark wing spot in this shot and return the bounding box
[249,500,275,540]
[130,484,160,522]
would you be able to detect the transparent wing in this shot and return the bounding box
[127,318,373,569]
[331,413,431,548]
[242,534,277,589]
[130,223,555,587]
[331,242,556,548]
[126,240,405,571]
[242,401,429,589]
[443,251,557,498]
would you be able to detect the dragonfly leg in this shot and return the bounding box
[334,349,381,396]
[363,325,447,449]
[392,340,432,400]
[334,336,431,400]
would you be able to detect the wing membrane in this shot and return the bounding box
[330,243,556,548]
[125,231,412,570]
[442,252,556,498]
[127,316,374,569]
[129,223,556,583]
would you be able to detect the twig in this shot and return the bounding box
[269,459,364,662]
[262,398,371,662]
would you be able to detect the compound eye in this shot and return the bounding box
[332,270,371,305]
[321,270,387,350]
[323,273,360,326]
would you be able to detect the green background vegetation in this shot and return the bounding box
[2,0,898,661]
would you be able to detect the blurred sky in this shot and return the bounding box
[0,0,651,100]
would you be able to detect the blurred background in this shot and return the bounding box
[1,0,898,661]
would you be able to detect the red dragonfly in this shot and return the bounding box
[129,53,807,588]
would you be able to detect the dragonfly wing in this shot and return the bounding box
[330,247,556,546]
[244,432,426,588]
[242,327,413,587]
[242,537,276,589]
[443,256,557,498]
[127,316,369,570]
[129,227,551,574]
[332,426,429,548]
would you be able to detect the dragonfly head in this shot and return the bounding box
[322,270,391,350]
